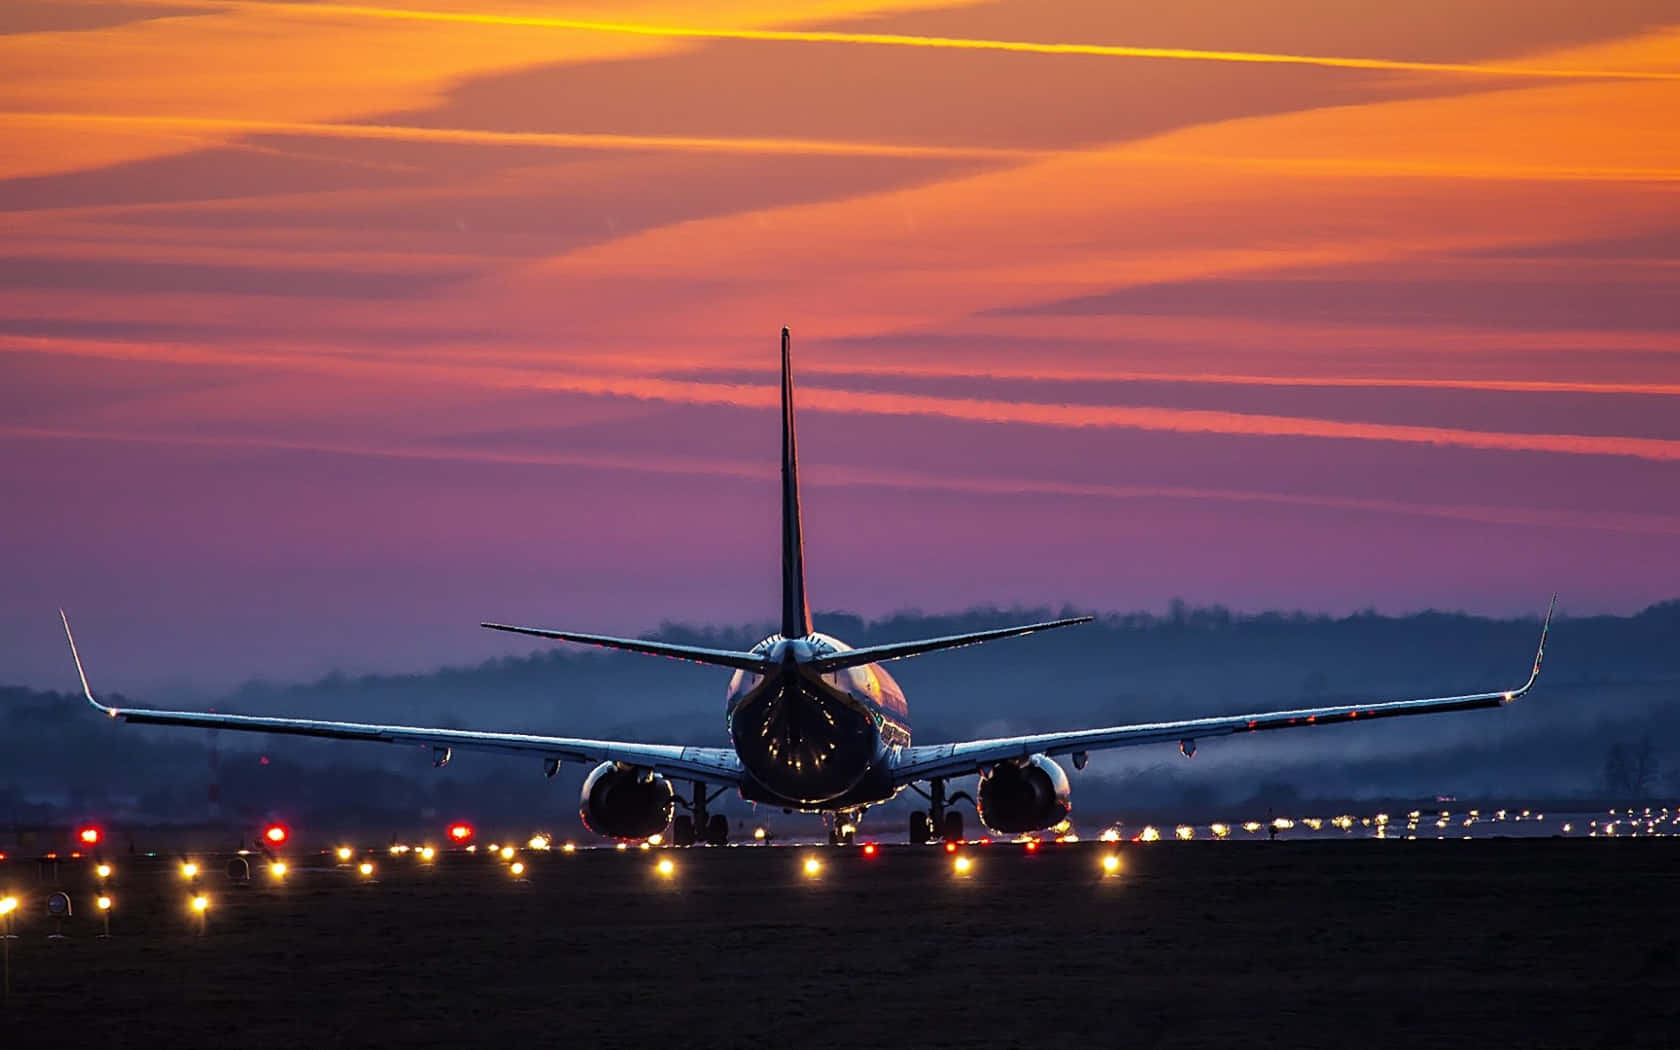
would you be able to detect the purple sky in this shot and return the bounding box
[2,0,1678,690]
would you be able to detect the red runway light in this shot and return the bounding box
[1024,840,1039,853]
[78,827,102,846]
[943,841,958,854]
[862,843,878,857]
[448,823,475,843]
[263,824,289,845]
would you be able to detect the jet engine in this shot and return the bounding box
[579,762,675,839]
[976,753,1072,834]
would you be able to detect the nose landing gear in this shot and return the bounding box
[825,810,863,846]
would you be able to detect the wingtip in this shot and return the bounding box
[59,609,116,715]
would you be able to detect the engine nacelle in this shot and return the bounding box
[976,753,1072,834]
[579,762,674,840]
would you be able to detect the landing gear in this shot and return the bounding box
[705,814,729,846]
[908,778,974,844]
[675,781,728,846]
[672,815,696,847]
[942,810,964,843]
[909,811,935,845]
[827,811,861,846]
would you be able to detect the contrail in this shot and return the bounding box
[0,112,1040,160]
[182,1,1680,82]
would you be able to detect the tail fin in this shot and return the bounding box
[780,326,811,639]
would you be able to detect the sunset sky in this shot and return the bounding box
[3,0,1678,690]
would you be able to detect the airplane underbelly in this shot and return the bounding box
[729,678,878,805]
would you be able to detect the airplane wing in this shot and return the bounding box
[892,597,1554,786]
[61,612,744,788]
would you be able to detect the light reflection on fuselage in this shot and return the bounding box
[726,633,910,810]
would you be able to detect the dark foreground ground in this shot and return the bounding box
[2,840,1677,1049]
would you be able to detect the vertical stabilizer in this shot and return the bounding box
[780,327,812,639]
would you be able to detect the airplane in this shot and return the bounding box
[60,328,1554,847]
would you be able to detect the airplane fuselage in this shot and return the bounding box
[726,632,909,810]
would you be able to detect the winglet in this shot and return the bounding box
[60,610,119,716]
[1506,594,1555,702]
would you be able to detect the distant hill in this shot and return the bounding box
[4,602,1677,833]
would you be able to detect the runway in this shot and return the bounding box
[3,837,1678,1048]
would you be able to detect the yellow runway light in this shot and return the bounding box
[96,863,112,879]
[96,895,112,911]
[180,862,198,879]
[953,855,973,875]
[500,846,516,861]
[420,846,435,861]
[1101,854,1121,874]
[269,861,287,878]
[803,856,822,877]
[358,862,374,876]
[191,895,209,913]
[510,861,525,877]
[656,858,675,878]
[528,835,551,851]
[336,847,353,862]
[0,897,16,915]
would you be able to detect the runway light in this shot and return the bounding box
[656,858,675,878]
[528,835,551,851]
[1101,854,1121,874]
[447,823,474,844]
[753,826,767,840]
[180,862,199,879]
[420,846,435,861]
[510,861,525,877]
[263,824,288,846]
[0,897,16,916]
[953,855,972,875]
[615,842,627,851]
[358,862,374,876]
[1024,840,1040,853]
[269,861,287,878]
[191,895,209,913]
[943,841,958,854]
[78,827,102,846]
[336,847,353,862]
[861,843,878,857]
[96,863,113,879]
[96,895,112,911]
[803,856,822,877]
[499,846,516,861]
[561,843,576,853]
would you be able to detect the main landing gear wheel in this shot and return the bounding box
[672,815,696,847]
[909,811,935,845]
[942,810,965,844]
[705,813,729,846]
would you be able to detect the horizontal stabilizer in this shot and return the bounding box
[809,616,1091,673]
[481,622,769,672]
